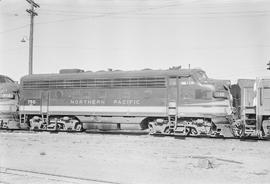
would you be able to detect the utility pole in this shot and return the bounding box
[26,0,39,75]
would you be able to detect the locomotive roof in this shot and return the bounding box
[21,68,204,81]
[0,75,19,92]
[237,79,255,88]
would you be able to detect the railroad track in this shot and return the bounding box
[0,167,123,184]
[0,128,269,141]
[0,129,149,135]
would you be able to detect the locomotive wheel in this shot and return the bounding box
[57,123,64,130]
[163,126,173,134]
[186,127,198,136]
[240,125,246,138]
[41,123,47,130]
[231,120,245,137]
[148,126,156,135]
[189,127,198,136]
[75,123,83,132]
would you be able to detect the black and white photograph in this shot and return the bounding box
[0,0,270,183]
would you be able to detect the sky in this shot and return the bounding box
[0,0,270,83]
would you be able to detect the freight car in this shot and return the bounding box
[18,68,234,137]
[231,77,270,138]
[0,75,20,129]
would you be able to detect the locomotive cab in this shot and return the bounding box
[255,78,270,137]
[0,75,20,129]
[150,69,234,137]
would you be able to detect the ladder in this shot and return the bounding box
[243,106,257,136]
[41,113,49,129]
[20,113,26,124]
[167,102,185,135]
[19,113,30,129]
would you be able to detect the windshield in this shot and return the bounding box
[0,77,5,83]
[0,76,14,83]
[194,71,208,82]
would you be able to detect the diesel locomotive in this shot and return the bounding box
[231,77,270,138]
[0,75,20,129]
[18,68,235,137]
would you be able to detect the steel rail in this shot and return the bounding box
[0,129,269,141]
[0,167,123,184]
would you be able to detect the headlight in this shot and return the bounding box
[213,91,227,99]
[0,93,14,99]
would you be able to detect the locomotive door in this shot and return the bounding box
[167,77,178,116]
[41,91,49,113]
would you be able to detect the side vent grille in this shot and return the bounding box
[22,77,166,89]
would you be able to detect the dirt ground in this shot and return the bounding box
[0,132,270,184]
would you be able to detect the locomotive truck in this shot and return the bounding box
[18,68,235,137]
[0,75,20,129]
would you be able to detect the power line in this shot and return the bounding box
[36,9,270,26]
[33,2,184,25]
[36,0,270,16]
[1,11,268,35]
[2,1,179,33]
[0,24,29,34]
[37,9,270,18]
[1,2,270,32]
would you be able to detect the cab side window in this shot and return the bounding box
[179,77,195,100]
[169,77,177,86]
[179,77,195,85]
[195,89,212,100]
